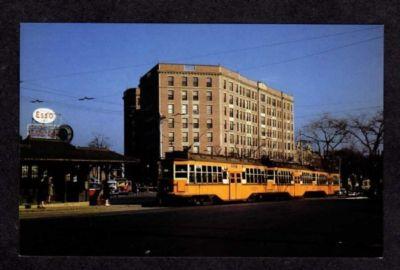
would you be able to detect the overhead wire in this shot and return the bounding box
[20,95,122,115]
[238,36,383,72]
[20,86,122,106]
[20,26,381,83]
[20,26,383,129]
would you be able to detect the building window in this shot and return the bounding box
[229,95,233,104]
[193,118,199,129]
[181,104,188,114]
[206,105,212,115]
[207,146,213,154]
[223,93,227,103]
[182,90,187,100]
[229,108,234,117]
[182,132,188,142]
[168,90,174,100]
[193,77,199,87]
[182,118,188,128]
[168,146,174,152]
[206,77,212,87]
[261,116,265,125]
[261,128,266,137]
[207,119,213,129]
[193,91,199,101]
[206,91,212,101]
[167,76,174,86]
[194,132,199,142]
[230,134,234,144]
[182,76,188,86]
[230,121,234,131]
[229,82,233,91]
[223,80,227,89]
[168,104,174,114]
[31,165,38,178]
[261,105,265,113]
[21,165,29,178]
[193,105,199,114]
[168,118,174,128]
[207,132,213,142]
[193,146,199,153]
[168,132,174,143]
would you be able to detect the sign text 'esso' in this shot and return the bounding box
[32,108,56,124]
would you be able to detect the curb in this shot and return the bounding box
[19,202,89,210]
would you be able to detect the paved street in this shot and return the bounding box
[19,198,382,257]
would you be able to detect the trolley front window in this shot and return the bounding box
[175,164,188,179]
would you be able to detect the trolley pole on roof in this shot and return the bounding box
[299,130,303,165]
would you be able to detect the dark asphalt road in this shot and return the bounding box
[19,198,382,257]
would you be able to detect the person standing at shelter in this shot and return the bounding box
[37,175,49,209]
[47,176,54,203]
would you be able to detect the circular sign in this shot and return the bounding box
[57,124,74,143]
[32,108,56,124]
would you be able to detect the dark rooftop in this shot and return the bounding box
[21,138,137,163]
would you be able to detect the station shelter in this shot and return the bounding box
[20,137,137,203]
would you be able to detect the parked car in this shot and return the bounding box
[115,178,132,195]
[348,191,361,197]
[107,179,118,195]
[338,189,347,197]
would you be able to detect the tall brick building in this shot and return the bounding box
[124,63,295,182]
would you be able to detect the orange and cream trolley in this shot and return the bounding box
[158,152,340,204]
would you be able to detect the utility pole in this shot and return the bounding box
[299,129,303,165]
[159,113,166,159]
[338,156,342,189]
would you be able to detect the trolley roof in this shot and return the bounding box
[165,151,339,173]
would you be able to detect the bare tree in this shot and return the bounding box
[302,114,349,162]
[347,110,383,156]
[88,133,111,149]
[345,110,383,194]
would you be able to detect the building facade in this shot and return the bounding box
[124,63,295,176]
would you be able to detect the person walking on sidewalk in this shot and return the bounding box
[47,176,54,203]
[102,179,111,206]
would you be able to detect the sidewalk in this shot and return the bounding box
[19,201,162,219]
[19,201,89,211]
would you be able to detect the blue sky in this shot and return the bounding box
[20,24,384,154]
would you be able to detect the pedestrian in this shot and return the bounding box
[102,179,111,206]
[25,177,34,208]
[37,176,49,209]
[135,183,139,196]
[47,176,54,203]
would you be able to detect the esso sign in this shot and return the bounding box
[33,108,56,124]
